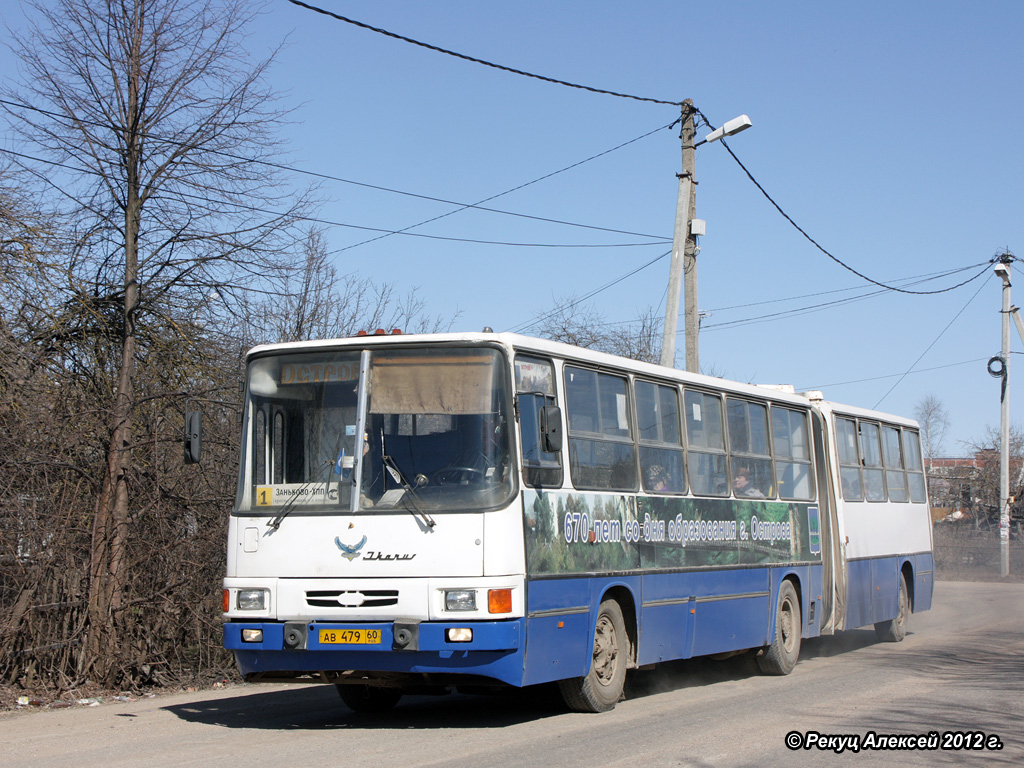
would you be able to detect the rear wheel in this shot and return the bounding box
[336,684,403,713]
[757,580,801,675]
[558,598,628,712]
[874,572,909,642]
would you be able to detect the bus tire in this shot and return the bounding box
[874,572,909,643]
[336,684,402,713]
[757,580,801,676]
[558,598,628,712]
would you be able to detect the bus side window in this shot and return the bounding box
[565,367,637,492]
[836,416,864,501]
[859,421,886,501]
[772,406,815,500]
[636,380,685,494]
[684,390,728,496]
[904,429,927,503]
[727,398,774,498]
[882,425,908,502]
[515,356,562,488]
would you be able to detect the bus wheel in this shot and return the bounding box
[874,572,909,643]
[336,684,402,713]
[558,598,628,712]
[757,581,801,676]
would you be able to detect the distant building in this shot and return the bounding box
[925,451,1022,527]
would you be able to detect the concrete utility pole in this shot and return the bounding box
[660,101,697,371]
[995,255,1013,576]
[660,106,752,372]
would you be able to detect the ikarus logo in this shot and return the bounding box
[335,535,367,561]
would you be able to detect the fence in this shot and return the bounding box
[933,524,1024,582]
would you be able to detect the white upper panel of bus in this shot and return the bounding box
[245,332,823,410]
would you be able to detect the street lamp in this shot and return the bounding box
[660,105,753,372]
[698,114,753,147]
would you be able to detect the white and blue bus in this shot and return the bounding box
[222,331,933,712]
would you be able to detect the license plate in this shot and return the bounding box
[319,628,382,645]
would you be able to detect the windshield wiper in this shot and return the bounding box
[381,454,436,529]
[266,459,333,531]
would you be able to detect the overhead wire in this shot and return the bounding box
[805,357,990,390]
[333,120,678,254]
[245,9,991,303]
[154,185,669,249]
[509,250,672,334]
[0,145,668,250]
[286,0,683,107]
[694,107,989,297]
[705,263,987,314]
[872,274,993,408]
[700,262,990,333]
[0,97,670,245]
[6,21,988,315]
[575,262,987,337]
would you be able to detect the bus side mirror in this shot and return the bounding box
[540,405,562,453]
[184,410,202,464]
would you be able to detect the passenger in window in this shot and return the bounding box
[646,465,669,492]
[733,467,764,498]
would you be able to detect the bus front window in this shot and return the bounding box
[361,348,513,511]
[237,346,514,515]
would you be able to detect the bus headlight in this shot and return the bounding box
[444,589,477,611]
[237,589,268,611]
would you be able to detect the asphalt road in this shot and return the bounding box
[1,581,1021,768]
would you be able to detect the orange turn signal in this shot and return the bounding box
[488,588,512,614]
[222,589,230,613]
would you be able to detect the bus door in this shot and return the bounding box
[811,410,846,634]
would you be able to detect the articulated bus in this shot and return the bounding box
[221,331,933,712]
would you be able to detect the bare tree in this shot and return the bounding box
[262,227,455,344]
[961,424,1024,528]
[3,0,308,684]
[914,394,950,459]
[533,296,663,364]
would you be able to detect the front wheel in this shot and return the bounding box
[336,684,402,713]
[757,580,801,676]
[558,598,628,712]
[874,572,909,642]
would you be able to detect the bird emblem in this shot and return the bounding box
[335,535,367,561]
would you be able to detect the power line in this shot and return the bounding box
[695,107,993,297]
[872,274,992,408]
[286,1,682,107]
[510,250,671,334]
[162,185,667,249]
[0,96,671,245]
[804,357,990,390]
[574,264,985,335]
[700,263,990,333]
[334,120,678,253]
[0,145,667,250]
[705,263,988,314]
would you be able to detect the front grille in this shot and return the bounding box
[305,589,399,608]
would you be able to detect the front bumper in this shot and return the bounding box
[225,618,525,686]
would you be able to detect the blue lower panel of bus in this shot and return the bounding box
[521,565,823,687]
[844,553,933,630]
[226,564,830,689]
[225,620,526,686]
[912,552,934,612]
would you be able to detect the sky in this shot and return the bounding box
[4,0,1024,453]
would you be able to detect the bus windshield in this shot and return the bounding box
[237,345,514,515]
